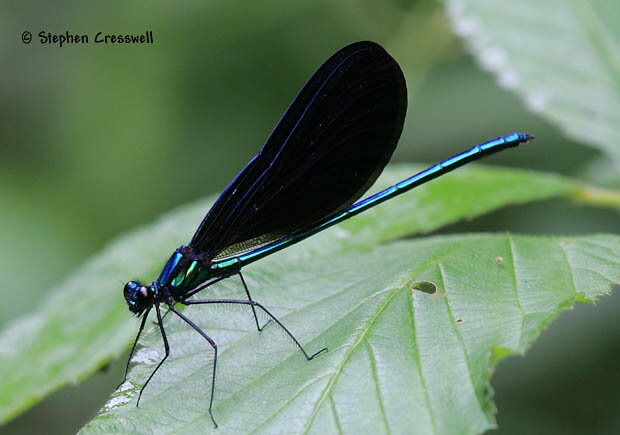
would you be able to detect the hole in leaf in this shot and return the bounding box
[410,280,437,294]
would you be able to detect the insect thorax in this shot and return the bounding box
[157,245,212,299]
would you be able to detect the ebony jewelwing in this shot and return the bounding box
[119,41,532,428]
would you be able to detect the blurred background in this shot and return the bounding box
[1,1,618,434]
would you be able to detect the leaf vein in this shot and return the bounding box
[437,262,486,424]
[301,288,402,434]
[408,286,437,435]
[507,235,525,348]
[329,394,343,435]
[364,339,390,435]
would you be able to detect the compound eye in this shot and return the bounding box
[123,281,141,299]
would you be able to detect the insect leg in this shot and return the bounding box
[157,304,173,324]
[183,272,267,332]
[183,274,231,300]
[183,298,327,360]
[168,304,219,429]
[136,304,170,406]
[238,271,269,331]
[117,308,151,389]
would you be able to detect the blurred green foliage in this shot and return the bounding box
[1,0,618,434]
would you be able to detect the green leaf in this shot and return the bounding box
[82,234,620,434]
[444,0,620,157]
[0,164,611,426]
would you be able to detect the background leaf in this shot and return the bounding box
[81,233,620,434]
[444,0,620,156]
[0,165,581,425]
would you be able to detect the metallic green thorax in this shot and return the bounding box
[157,245,213,299]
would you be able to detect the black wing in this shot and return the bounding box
[190,41,407,258]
